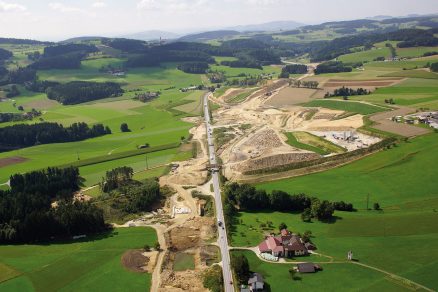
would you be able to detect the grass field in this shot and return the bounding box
[257,133,438,207]
[285,132,328,155]
[0,227,158,292]
[304,99,387,115]
[0,57,209,183]
[232,250,416,291]
[293,131,345,154]
[347,78,438,109]
[173,253,195,271]
[338,47,390,64]
[230,134,438,290]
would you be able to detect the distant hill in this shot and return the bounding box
[178,30,240,42]
[366,15,394,21]
[119,30,180,41]
[61,36,106,43]
[228,20,305,32]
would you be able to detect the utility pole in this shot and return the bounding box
[145,154,149,170]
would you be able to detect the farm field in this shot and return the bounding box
[256,133,438,207]
[266,87,318,106]
[347,78,438,109]
[0,227,158,292]
[233,135,438,290]
[304,99,387,115]
[338,47,390,63]
[0,56,213,183]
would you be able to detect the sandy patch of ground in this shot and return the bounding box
[265,87,318,106]
[121,249,150,273]
[0,156,29,168]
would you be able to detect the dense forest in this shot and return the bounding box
[308,28,438,61]
[0,48,12,60]
[177,61,210,74]
[46,81,123,104]
[315,61,353,74]
[0,122,111,151]
[0,167,107,243]
[97,167,162,218]
[30,44,98,70]
[0,67,37,86]
[103,38,146,52]
[0,37,52,45]
[279,64,308,78]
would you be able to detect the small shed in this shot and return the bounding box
[297,262,321,273]
[248,273,264,291]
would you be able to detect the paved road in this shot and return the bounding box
[203,92,235,292]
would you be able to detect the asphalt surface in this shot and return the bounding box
[203,92,235,292]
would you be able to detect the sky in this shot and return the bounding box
[0,0,437,41]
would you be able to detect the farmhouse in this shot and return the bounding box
[258,230,310,257]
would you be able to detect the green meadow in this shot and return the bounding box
[257,134,438,207]
[229,135,438,291]
[304,99,387,115]
[232,250,419,291]
[338,47,390,63]
[347,78,438,109]
[0,57,208,184]
[0,227,157,292]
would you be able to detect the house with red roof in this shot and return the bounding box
[258,230,310,258]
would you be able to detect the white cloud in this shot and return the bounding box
[137,0,208,12]
[0,1,26,13]
[49,2,82,13]
[92,1,107,8]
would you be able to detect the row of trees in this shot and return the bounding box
[223,182,354,222]
[289,79,319,89]
[0,167,108,243]
[46,81,123,104]
[324,86,371,98]
[0,122,111,151]
[0,108,41,124]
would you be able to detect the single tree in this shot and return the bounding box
[154,241,160,251]
[279,222,288,231]
[120,123,130,132]
[373,203,380,210]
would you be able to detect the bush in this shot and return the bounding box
[120,123,130,132]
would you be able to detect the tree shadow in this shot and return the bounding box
[9,228,118,247]
[320,215,343,224]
